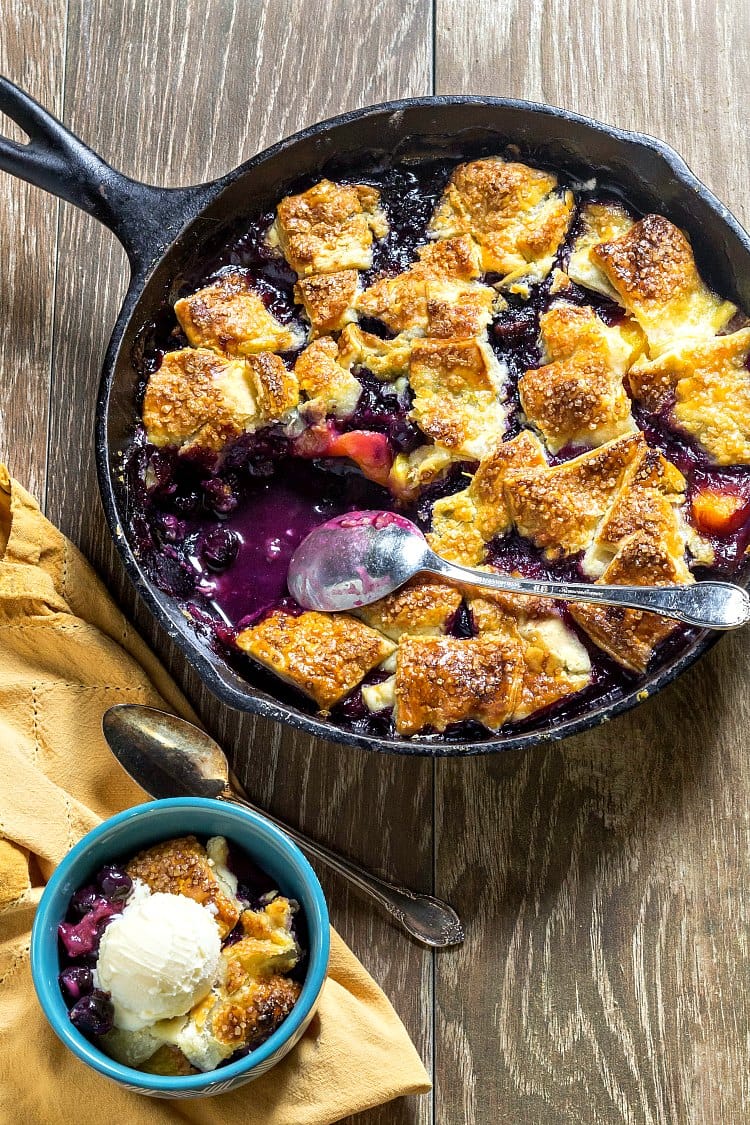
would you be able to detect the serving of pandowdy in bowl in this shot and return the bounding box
[2,82,750,755]
[30,799,330,1098]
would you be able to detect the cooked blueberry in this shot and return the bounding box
[157,512,187,543]
[201,528,239,571]
[146,450,177,496]
[69,990,114,1037]
[202,477,240,517]
[69,885,108,918]
[172,488,200,514]
[97,865,133,902]
[59,965,94,1003]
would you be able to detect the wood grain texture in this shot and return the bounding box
[0,1,66,496]
[435,2,750,1122]
[6,1,750,1122]
[42,3,433,1124]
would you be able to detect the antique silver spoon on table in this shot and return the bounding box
[287,511,750,628]
[102,704,463,949]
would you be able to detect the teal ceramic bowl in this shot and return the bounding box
[30,798,330,1098]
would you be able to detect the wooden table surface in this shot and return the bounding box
[2,2,749,1122]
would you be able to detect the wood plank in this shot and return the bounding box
[435,2,750,1122]
[0,2,66,499]
[45,3,434,1123]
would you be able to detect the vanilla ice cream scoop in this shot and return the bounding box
[96,891,222,1031]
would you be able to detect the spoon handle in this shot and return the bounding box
[428,558,750,630]
[219,789,464,948]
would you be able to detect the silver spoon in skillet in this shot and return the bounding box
[102,704,464,949]
[287,511,750,629]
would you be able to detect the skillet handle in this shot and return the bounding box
[0,76,215,274]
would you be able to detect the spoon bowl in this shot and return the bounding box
[287,511,430,613]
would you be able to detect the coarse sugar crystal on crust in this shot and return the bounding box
[408,337,510,460]
[235,610,395,711]
[570,531,687,673]
[393,634,524,735]
[428,430,547,565]
[294,336,362,420]
[427,156,574,283]
[293,269,360,337]
[353,577,463,641]
[142,348,263,455]
[269,179,388,277]
[566,200,635,299]
[591,214,736,355]
[125,835,241,938]
[174,271,302,357]
[356,235,496,337]
[503,432,644,558]
[468,589,592,721]
[628,327,750,464]
[583,444,692,579]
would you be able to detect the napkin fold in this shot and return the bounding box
[0,466,430,1125]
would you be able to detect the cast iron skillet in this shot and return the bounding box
[1,77,749,757]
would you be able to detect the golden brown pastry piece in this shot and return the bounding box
[356,235,495,337]
[538,302,643,369]
[174,272,301,356]
[393,634,523,735]
[591,214,736,355]
[408,337,509,459]
[428,430,547,564]
[337,323,412,380]
[519,303,640,453]
[174,896,301,1072]
[469,592,592,721]
[570,532,686,673]
[520,353,634,454]
[387,445,459,501]
[126,835,241,939]
[294,336,362,419]
[503,433,644,558]
[142,348,298,455]
[270,179,387,277]
[236,610,395,710]
[428,156,574,282]
[294,269,360,336]
[628,328,750,465]
[584,445,691,579]
[566,200,634,298]
[354,577,463,641]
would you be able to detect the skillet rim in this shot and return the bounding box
[95,94,750,757]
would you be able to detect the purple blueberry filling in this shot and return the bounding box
[58,899,123,958]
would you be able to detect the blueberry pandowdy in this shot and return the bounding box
[127,155,750,741]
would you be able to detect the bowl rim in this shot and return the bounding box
[30,797,330,1092]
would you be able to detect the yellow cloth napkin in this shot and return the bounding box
[0,466,431,1125]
